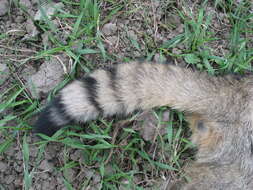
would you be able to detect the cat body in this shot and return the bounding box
[34,61,253,189]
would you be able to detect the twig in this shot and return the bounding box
[0,45,37,53]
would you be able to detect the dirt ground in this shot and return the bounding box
[0,0,252,189]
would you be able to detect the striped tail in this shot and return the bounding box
[34,61,239,136]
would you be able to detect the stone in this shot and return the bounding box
[134,110,170,141]
[38,160,53,171]
[0,161,7,172]
[19,0,32,8]
[102,23,117,36]
[127,30,137,40]
[26,19,39,37]
[0,0,9,16]
[27,56,66,99]
[34,2,64,21]
[154,53,167,63]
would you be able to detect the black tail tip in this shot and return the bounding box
[33,108,61,137]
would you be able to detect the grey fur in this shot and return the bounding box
[34,62,253,189]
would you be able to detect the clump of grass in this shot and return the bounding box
[221,1,253,73]
[33,108,191,188]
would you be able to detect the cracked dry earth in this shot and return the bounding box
[1,0,252,189]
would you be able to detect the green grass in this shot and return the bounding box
[0,0,253,189]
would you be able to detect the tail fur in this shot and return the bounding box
[34,61,241,136]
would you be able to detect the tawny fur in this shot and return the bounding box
[34,61,253,189]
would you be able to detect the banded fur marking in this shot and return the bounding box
[82,76,103,113]
[105,66,117,88]
[104,66,127,115]
[105,66,121,101]
[51,95,74,123]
